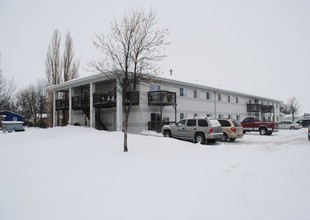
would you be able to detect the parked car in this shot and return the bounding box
[218,119,244,142]
[296,119,310,128]
[162,117,223,144]
[308,125,310,141]
[278,120,302,130]
[241,116,278,135]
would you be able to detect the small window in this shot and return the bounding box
[180,88,187,97]
[236,97,239,103]
[206,92,211,100]
[13,117,17,121]
[228,96,231,102]
[198,119,208,127]
[218,94,221,101]
[194,113,198,117]
[180,113,185,119]
[194,90,198,98]
[187,119,196,127]
[150,84,161,91]
[218,114,223,119]
[236,115,240,121]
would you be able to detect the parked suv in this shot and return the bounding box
[162,117,223,144]
[218,119,244,142]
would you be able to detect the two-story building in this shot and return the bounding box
[46,74,282,133]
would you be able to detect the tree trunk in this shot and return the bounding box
[123,113,129,152]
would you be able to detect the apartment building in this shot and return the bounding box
[47,74,282,133]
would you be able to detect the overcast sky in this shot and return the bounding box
[1,0,309,114]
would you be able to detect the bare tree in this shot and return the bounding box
[46,30,80,126]
[46,29,62,86]
[90,8,169,152]
[287,97,300,121]
[63,32,80,82]
[0,57,16,111]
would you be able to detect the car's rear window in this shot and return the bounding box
[232,120,242,127]
[198,119,208,127]
[209,119,221,127]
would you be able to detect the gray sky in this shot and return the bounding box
[1,0,309,114]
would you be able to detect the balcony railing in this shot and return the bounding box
[261,105,274,113]
[247,104,274,113]
[148,91,176,105]
[93,91,139,108]
[72,95,90,110]
[56,99,69,110]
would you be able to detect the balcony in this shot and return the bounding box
[247,104,261,112]
[72,95,90,110]
[56,99,69,110]
[93,91,139,108]
[261,105,274,113]
[148,91,176,106]
[247,104,274,113]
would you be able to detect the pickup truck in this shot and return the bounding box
[241,117,278,135]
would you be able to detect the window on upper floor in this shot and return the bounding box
[180,88,187,97]
[150,83,161,91]
[228,95,231,102]
[236,97,239,103]
[218,94,222,101]
[194,90,199,98]
[206,92,211,100]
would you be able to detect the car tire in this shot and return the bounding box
[195,133,205,144]
[259,127,267,135]
[290,126,295,130]
[163,130,172,138]
[220,133,228,142]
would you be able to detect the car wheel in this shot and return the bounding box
[163,130,172,137]
[195,133,205,144]
[290,126,295,130]
[259,127,267,135]
[220,133,228,142]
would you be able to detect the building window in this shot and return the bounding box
[180,113,185,119]
[194,113,198,117]
[228,115,231,119]
[206,92,211,100]
[194,90,198,98]
[228,95,231,102]
[236,97,239,103]
[180,88,187,97]
[218,94,222,101]
[236,115,240,121]
[13,117,17,121]
[150,83,161,91]
[218,114,223,119]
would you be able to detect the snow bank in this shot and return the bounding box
[1,127,309,220]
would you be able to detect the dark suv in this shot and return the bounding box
[162,117,223,144]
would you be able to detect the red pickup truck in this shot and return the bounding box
[241,117,279,135]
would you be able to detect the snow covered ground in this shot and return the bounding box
[1,127,309,220]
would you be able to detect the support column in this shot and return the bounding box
[69,87,73,125]
[53,91,57,127]
[90,83,95,128]
[116,80,123,131]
